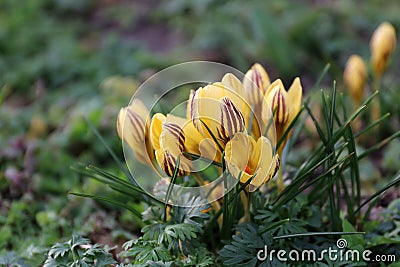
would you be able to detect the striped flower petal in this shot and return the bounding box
[189,79,247,146]
[264,78,302,154]
[243,63,271,106]
[117,99,153,165]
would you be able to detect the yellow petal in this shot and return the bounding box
[248,154,280,192]
[155,115,194,177]
[186,89,195,122]
[221,73,251,124]
[160,122,185,158]
[248,136,279,190]
[225,134,279,191]
[190,86,246,145]
[198,138,222,163]
[150,113,166,151]
[243,63,271,102]
[287,77,303,123]
[225,133,252,171]
[265,79,289,128]
[155,149,188,177]
[221,73,245,95]
[218,97,246,142]
[168,114,222,163]
[243,64,273,139]
[225,133,253,181]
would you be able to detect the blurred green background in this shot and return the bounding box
[0,0,399,264]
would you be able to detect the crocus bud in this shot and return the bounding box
[243,63,271,106]
[243,63,272,139]
[264,78,302,154]
[344,55,367,106]
[117,99,153,165]
[370,22,396,77]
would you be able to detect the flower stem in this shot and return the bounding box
[371,75,381,122]
[277,166,284,194]
[239,191,251,223]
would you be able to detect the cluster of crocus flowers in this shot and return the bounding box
[117,63,303,192]
[243,64,303,155]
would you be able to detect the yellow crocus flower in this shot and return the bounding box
[117,99,153,165]
[225,133,280,192]
[243,63,273,139]
[150,113,220,177]
[264,78,302,154]
[243,63,271,105]
[188,73,249,147]
[370,22,397,77]
[150,113,189,177]
[343,55,367,106]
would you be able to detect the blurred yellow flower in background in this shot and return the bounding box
[370,21,397,77]
[344,55,367,106]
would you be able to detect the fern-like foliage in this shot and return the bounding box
[0,252,29,267]
[119,193,214,266]
[219,223,268,266]
[43,235,116,267]
[121,239,171,263]
[170,194,211,227]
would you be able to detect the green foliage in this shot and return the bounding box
[118,194,213,266]
[219,223,268,266]
[43,235,116,267]
[156,0,400,77]
[1,0,400,265]
[0,252,29,267]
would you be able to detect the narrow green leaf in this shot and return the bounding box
[329,81,337,135]
[164,155,180,222]
[273,231,365,240]
[276,106,305,150]
[258,218,290,235]
[312,63,331,92]
[182,151,223,167]
[304,103,328,145]
[354,113,390,138]
[358,131,400,160]
[354,173,400,214]
[83,117,136,186]
[200,119,224,153]
[69,192,142,219]
[206,174,255,232]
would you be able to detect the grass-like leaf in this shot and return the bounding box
[83,117,136,186]
[200,119,224,153]
[164,155,180,222]
[69,192,142,219]
[273,231,365,240]
[354,173,400,215]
